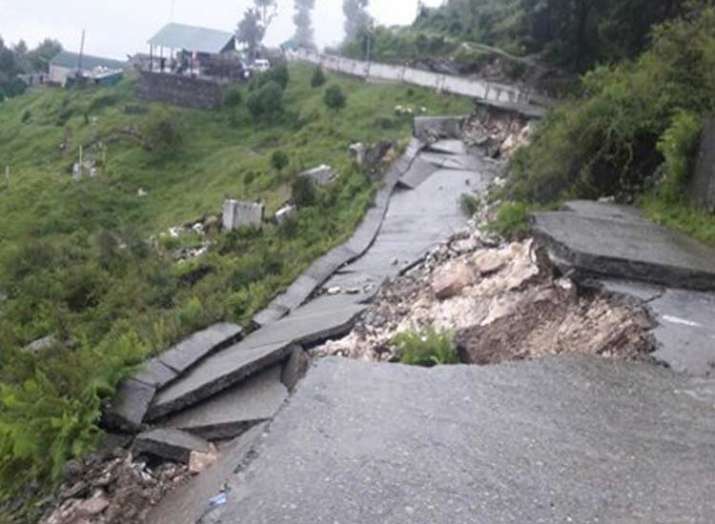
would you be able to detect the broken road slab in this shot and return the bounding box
[133,428,210,464]
[149,296,366,419]
[158,322,243,374]
[532,202,715,291]
[162,365,287,440]
[222,356,715,523]
[103,378,155,432]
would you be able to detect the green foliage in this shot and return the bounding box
[270,150,289,171]
[20,109,31,124]
[657,111,703,202]
[247,80,284,122]
[252,64,290,91]
[0,65,472,512]
[507,5,715,204]
[143,110,183,153]
[310,65,326,88]
[392,327,460,367]
[487,201,530,239]
[324,84,346,112]
[291,175,317,207]
[224,86,243,107]
[459,193,482,217]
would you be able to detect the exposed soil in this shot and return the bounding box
[314,227,655,366]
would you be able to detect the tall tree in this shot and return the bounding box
[293,0,317,49]
[255,0,278,31]
[343,0,372,41]
[237,8,266,61]
[26,39,62,73]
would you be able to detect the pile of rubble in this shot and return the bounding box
[463,107,531,159]
[41,447,190,524]
[314,227,654,364]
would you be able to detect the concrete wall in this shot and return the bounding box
[49,64,71,86]
[286,50,534,106]
[136,71,225,110]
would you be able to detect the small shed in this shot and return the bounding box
[147,23,236,69]
[49,51,125,87]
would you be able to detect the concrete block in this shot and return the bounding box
[299,165,336,186]
[222,200,264,231]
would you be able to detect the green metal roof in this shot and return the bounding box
[50,50,125,71]
[148,23,235,54]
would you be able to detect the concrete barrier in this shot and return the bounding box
[286,49,537,107]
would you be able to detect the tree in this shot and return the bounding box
[293,0,317,49]
[311,65,326,88]
[324,85,347,112]
[27,39,62,73]
[237,8,266,62]
[271,150,289,171]
[247,80,284,122]
[255,0,278,31]
[343,0,372,41]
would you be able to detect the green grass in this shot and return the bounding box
[392,327,460,367]
[641,194,715,247]
[0,63,473,517]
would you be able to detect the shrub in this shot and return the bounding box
[656,111,703,202]
[252,64,290,91]
[224,86,243,107]
[87,93,119,114]
[271,150,290,172]
[247,81,284,122]
[291,176,317,207]
[144,111,183,153]
[324,85,347,112]
[487,201,530,239]
[21,110,31,124]
[392,327,459,367]
[459,193,481,217]
[311,66,326,88]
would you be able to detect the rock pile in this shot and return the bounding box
[41,447,190,524]
[314,226,654,365]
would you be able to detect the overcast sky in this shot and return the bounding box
[0,0,442,60]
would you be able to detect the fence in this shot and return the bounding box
[286,49,541,107]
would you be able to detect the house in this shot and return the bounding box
[146,22,237,75]
[49,51,126,87]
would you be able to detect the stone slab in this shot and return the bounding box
[532,204,715,291]
[148,341,293,420]
[133,428,210,464]
[221,356,715,523]
[150,297,364,419]
[426,139,467,156]
[145,423,267,524]
[561,200,650,223]
[103,378,155,432]
[162,365,287,440]
[132,358,179,389]
[281,346,311,391]
[158,322,243,375]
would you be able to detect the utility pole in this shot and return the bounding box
[78,29,86,73]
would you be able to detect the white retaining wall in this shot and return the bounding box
[287,49,533,106]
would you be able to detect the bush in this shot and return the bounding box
[324,85,347,112]
[247,81,284,123]
[252,64,290,91]
[271,150,289,172]
[487,201,530,239]
[311,66,326,88]
[21,110,31,124]
[656,111,703,202]
[224,86,243,107]
[459,193,481,217]
[144,111,183,153]
[291,176,317,207]
[87,93,119,114]
[392,327,459,367]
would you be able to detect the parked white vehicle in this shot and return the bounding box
[252,59,271,72]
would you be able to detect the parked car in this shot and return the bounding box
[252,59,270,73]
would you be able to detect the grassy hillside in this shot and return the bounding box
[0,63,472,517]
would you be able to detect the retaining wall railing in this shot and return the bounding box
[286,49,545,107]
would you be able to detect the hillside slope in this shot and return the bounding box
[0,63,472,518]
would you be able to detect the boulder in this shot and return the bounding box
[275,204,297,224]
[431,261,475,300]
[299,165,336,186]
[472,249,508,275]
[222,200,264,231]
